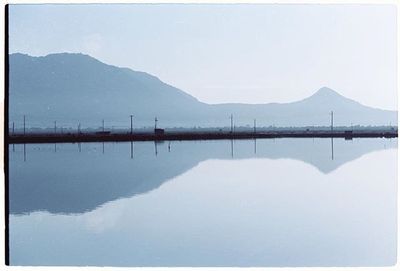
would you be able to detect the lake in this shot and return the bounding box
[8,138,398,266]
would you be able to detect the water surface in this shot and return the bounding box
[9,138,398,266]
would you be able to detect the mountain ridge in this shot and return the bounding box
[8,53,397,127]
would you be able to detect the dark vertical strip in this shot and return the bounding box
[130,115,133,134]
[4,4,10,266]
[230,139,234,158]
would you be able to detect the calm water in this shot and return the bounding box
[8,138,398,266]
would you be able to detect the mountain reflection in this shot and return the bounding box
[9,138,397,215]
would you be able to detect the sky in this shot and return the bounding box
[8,4,397,110]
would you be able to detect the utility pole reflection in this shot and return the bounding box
[230,139,234,158]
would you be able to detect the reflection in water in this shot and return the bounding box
[331,137,334,160]
[8,138,397,266]
[9,138,397,216]
[130,141,134,159]
[230,139,234,158]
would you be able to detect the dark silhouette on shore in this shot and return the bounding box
[8,128,398,144]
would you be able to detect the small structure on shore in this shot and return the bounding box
[95,131,111,135]
[154,117,165,135]
[344,130,353,140]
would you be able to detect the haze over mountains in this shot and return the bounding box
[9,53,397,128]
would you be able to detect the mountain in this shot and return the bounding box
[9,53,208,127]
[9,53,397,128]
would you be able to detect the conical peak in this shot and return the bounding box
[315,87,339,96]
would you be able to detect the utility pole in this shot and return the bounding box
[155,117,158,130]
[230,114,233,133]
[130,115,133,134]
[102,119,105,132]
[54,121,57,134]
[330,111,334,132]
[23,115,26,135]
[12,122,14,135]
[78,123,81,134]
[253,119,256,134]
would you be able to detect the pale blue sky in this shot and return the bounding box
[9,4,397,110]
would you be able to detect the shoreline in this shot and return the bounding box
[8,130,398,144]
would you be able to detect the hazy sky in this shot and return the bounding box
[9,4,397,110]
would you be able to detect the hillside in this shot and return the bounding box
[9,53,397,128]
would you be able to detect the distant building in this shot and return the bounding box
[154,128,165,135]
[344,130,353,140]
[95,131,111,135]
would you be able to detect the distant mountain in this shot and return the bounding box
[9,53,397,128]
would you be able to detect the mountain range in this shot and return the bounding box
[9,53,397,128]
